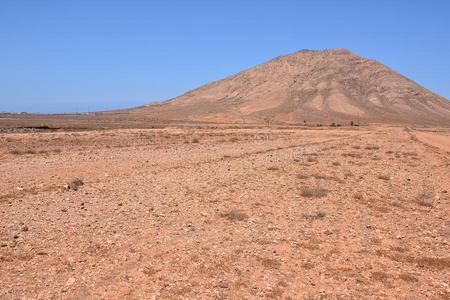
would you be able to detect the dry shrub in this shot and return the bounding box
[414,256,450,270]
[8,149,23,155]
[415,192,434,207]
[24,149,37,154]
[344,170,353,177]
[302,211,326,220]
[378,175,391,180]
[301,187,328,198]
[365,145,380,150]
[65,178,84,191]
[371,271,390,282]
[353,193,364,200]
[398,273,418,283]
[267,166,279,171]
[307,156,318,163]
[332,161,341,166]
[312,174,343,183]
[402,151,418,157]
[222,210,248,221]
[191,138,200,143]
[256,256,281,269]
[342,152,362,159]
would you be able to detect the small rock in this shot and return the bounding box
[324,230,333,236]
[21,225,29,232]
[66,277,76,286]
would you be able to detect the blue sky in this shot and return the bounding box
[1,0,449,113]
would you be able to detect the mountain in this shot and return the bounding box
[131,49,450,126]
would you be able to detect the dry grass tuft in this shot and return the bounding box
[353,193,364,200]
[222,210,249,221]
[307,156,318,163]
[415,192,434,207]
[303,211,326,220]
[301,186,328,198]
[398,273,418,283]
[312,174,344,183]
[365,144,380,150]
[344,170,353,177]
[377,175,391,181]
[342,152,362,159]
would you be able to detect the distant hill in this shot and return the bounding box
[131,48,450,126]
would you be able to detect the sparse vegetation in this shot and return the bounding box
[222,210,249,221]
[311,173,343,183]
[65,178,84,191]
[353,193,364,200]
[8,148,63,156]
[415,192,434,207]
[342,152,362,158]
[301,186,328,198]
[344,170,353,177]
[307,156,318,163]
[365,144,380,150]
[398,273,418,283]
[302,211,326,220]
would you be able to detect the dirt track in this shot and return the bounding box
[414,131,450,153]
[1,126,449,299]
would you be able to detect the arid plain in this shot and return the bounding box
[1,124,449,299]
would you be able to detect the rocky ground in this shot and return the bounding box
[0,126,449,299]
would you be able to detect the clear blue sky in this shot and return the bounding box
[1,0,449,113]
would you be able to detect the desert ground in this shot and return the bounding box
[0,125,449,299]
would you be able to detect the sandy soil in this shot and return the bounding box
[414,131,450,153]
[1,126,449,299]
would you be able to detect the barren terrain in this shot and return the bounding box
[1,125,449,299]
[133,49,450,126]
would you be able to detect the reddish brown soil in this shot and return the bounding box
[414,131,450,153]
[1,126,449,299]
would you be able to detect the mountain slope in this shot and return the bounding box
[132,49,450,126]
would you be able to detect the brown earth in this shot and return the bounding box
[1,125,449,299]
[414,130,450,153]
